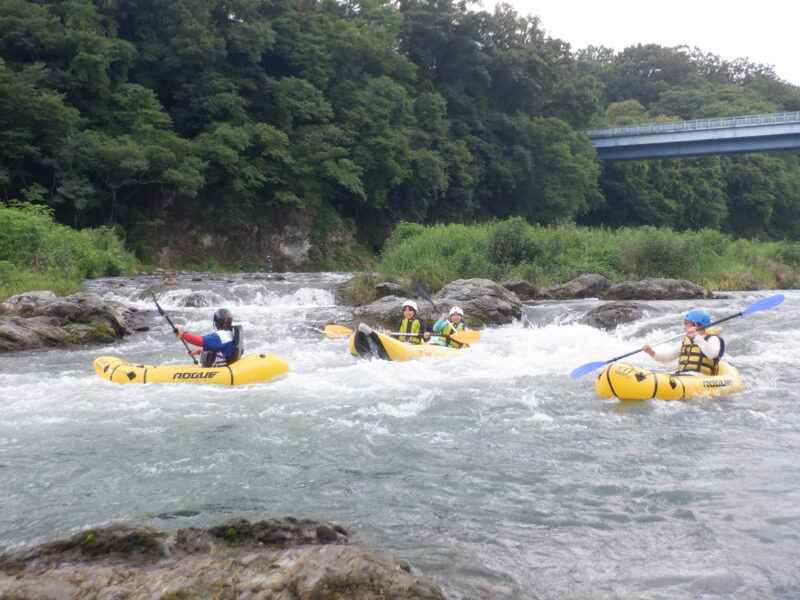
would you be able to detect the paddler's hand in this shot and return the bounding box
[188,348,201,356]
[423,332,430,340]
[174,329,184,339]
[642,344,654,356]
[440,312,447,320]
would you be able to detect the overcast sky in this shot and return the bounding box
[501,1,800,88]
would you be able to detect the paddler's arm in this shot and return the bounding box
[175,330,204,355]
[432,315,447,334]
[693,334,721,359]
[418,319,430,340]
[642,343,680,363]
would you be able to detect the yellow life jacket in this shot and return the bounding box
[678,333,724,375]
[397,317,422,344]
[440,321,467,348]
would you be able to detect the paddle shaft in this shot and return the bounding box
[413,281,462,336]
[325,323,477,344]
[388,331,469,344]
[605,309,756,364]
[153,297,198,365]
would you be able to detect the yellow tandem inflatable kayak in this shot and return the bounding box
[348,323,461,361]
[93,353,290,385]
[594,360,743,401]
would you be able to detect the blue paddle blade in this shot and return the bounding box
[741,293,784,315]
[570,361,609,379]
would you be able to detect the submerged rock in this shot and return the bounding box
[0,517,447,600]
[581,301,644,330]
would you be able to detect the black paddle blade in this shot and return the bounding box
[413,281,439,312]
[413,281,431,300]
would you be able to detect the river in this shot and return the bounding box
[1,272,798,599]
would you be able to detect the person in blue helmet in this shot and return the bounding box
[174,308,243,367]
[642,309,725,375]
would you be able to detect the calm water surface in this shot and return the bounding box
[1,273,798,599]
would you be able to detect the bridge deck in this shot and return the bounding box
[585,111,800,160]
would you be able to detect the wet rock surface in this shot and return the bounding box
[580,301,644,330]
[0,518,446,600]
[0,291,143,352]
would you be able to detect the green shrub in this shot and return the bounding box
[618,226,695,279]
[775,241,800,267]
[381,221,426,253]
[487,217,530,266]
[375,220,797,291]
[0,202,138,301]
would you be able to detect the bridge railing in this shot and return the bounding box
[585,111,800,139]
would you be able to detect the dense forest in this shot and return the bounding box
[2,0,800,266]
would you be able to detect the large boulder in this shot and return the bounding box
[602,278,710,300]
[0,291,139,352]
[499,279,554,301]
[352,278,522,328]
[547,274,613,299]
[0,518,446,600]
[435,278,522,325]
[350,295,411,329]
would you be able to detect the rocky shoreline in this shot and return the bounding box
[0,272,724,352]
[0,517,446,600]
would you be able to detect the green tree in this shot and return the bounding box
[0,60,80,203]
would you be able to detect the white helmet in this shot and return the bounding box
[449,306,464,317]
[402,300,418,313]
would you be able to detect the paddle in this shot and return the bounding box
[412,281,476,344]
[413,281,441,313]
[323,324,354,339]
[569,293,785,379]
[323,324,480,344]
[389,329,481,344]
[153,296,199,365]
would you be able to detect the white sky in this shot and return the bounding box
[501,1,800,88]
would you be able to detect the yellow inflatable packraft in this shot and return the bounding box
[594,360,743,401]
[94,353,289,385]
[348,323,461,361]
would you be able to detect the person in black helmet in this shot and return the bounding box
[174,308,242,367]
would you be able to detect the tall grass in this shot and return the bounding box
[373,219,798,294]
[0,202,138,301]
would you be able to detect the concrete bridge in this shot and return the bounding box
[586,111,800,161]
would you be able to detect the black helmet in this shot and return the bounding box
[213,308,233,330]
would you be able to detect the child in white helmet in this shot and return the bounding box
[389,300,430,344]
[433,306,469,348]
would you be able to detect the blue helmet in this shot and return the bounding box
[684,309,711,327]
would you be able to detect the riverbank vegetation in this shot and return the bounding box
[343,219,800,303]
[2,0,800,270]
[0,203,138,301]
